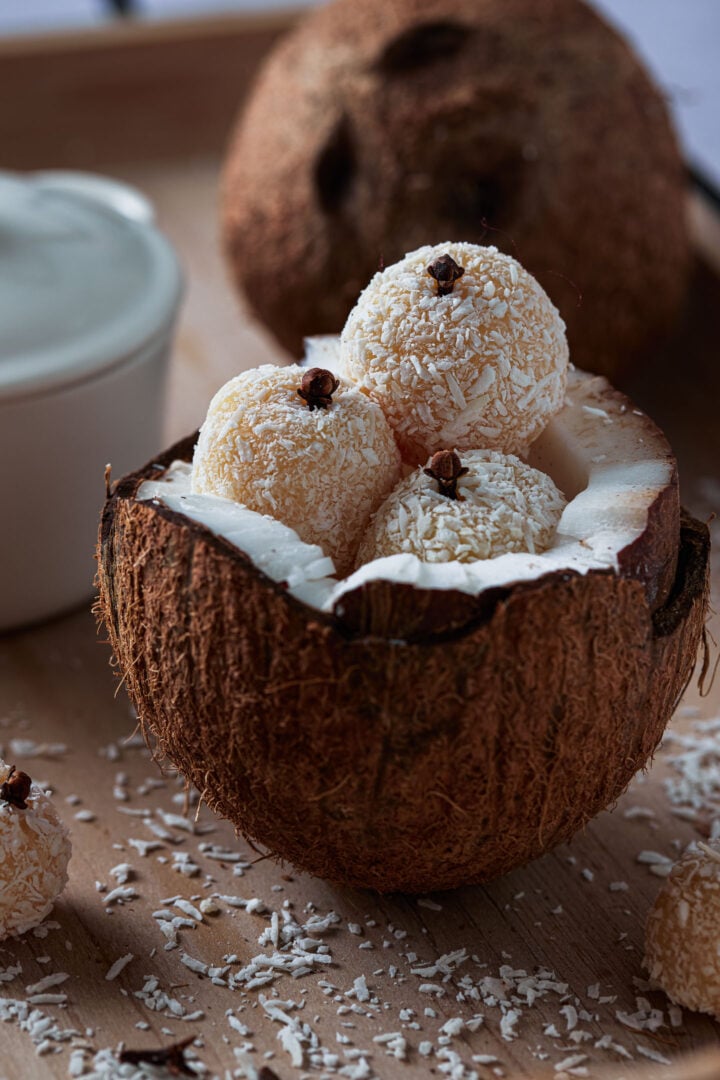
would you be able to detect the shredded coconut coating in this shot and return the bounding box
[356,450,566,567]
[0,760,72,940]
[644,840,720,1019]
[340,242,569,463]
[191,364,401,577]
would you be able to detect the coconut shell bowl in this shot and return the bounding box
[97,240,709,894]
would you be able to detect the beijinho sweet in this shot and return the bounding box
[356,449,567,566]
[340,242,568,463]
[0,760,72,940]
[191,364,401,577]
[645,840,720,1019]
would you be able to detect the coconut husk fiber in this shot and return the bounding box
[222,0,689,382]
[96,439,709,894]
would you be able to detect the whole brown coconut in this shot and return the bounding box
[97,445,708,893]
[222,0,689,379]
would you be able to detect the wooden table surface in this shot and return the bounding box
[1,156,719,1080]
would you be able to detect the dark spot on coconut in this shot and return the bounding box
[376,21,471,74]
[446,157,527,235]
[315,116,356,214]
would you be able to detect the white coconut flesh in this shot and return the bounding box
[137,342,677,620]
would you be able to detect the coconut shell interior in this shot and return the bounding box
[97,439,709,893]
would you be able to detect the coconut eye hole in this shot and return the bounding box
[376,21,471,74]
[315,115,356,214]
[446,156,527,233]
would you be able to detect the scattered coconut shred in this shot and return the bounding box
[4,691,720,1079]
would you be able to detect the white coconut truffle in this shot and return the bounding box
[644,840,720,1019]
[340,242,569,463]
[356,449,566,567]
[0,761,72,940]
[191,364,401,577]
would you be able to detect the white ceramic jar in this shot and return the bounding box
[0,171,183,632]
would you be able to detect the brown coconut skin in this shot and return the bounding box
[97,440,709,894]
[222,0,689,381]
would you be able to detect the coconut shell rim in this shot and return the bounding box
[105,432,691,647]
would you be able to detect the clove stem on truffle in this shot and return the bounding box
[297,367,340,411]
[427,253,464,296]
[0,766,32,810]
[424,449,469,500]
[119,1035,197,1076]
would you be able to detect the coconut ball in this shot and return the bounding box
[340,243,568,464]
[191,364,401,577]
[0,762,72,940]
[356,449,566,566]
[644,840,720,1019]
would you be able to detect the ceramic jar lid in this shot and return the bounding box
[0,171,183,398]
